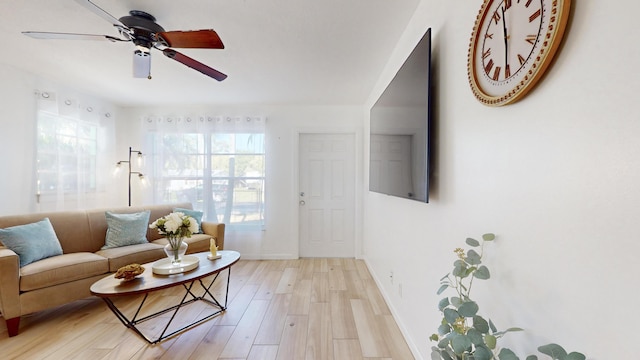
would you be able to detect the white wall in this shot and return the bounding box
[363,1,639,359]
[120,105,363,259]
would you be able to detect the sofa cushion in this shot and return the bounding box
[152,233,212,254]
[95,242,165,272]
[0,218,63,267]
[102,211,151,249]
[173,207,203,233]
[19,252,109,292]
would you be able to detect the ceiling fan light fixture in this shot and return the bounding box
[135,44,150,54]
[133,50,151,79]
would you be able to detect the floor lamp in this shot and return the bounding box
[115,147,146,206]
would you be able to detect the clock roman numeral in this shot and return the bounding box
[525,0,533,7]
[485,59,495,74]
[529,9,541,22]
[505,64,511,78]
[482,48,492,59]
[505,0,512,10]
[525,34,537,45]
[492,10,501,24]
[493,66,501,81]
[518,54,526,65]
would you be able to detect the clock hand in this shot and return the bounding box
[501,6,508,73]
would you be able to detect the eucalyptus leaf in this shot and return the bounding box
[454,259,467,267]
[430,348,444,360]
[444,308,459,324]
[437,338,450,349]
[453,260,468,277]
[538,344,567,359]
[459,301,479,317]
[430,334,440,342]
[489,319,497,333]
[482,233,495,241]
[466,328,483,345]
[451,297,463,307]
[498,348,519,360]
[566,352,586,360]
[473,316,490,333]
[484,334,496,349]
[473,265,491,280]
[451,334,472,354]
[466,238,480,247]
[438,323,452,336]
[474,345,493,360]
[445,348,457,360]
[440,349,453,360]
[494,327,524,336]
[439,297,451,311]
[466,249,482,265]
[437,284,449,295]
[465,267,477,278]
[526,356,538,360]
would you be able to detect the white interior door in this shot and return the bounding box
[298,133,355,257]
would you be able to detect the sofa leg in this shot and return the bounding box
[6,317,20,337]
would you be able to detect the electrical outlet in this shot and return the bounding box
[389,271,394,284]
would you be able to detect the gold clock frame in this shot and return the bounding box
[467,0,571,106]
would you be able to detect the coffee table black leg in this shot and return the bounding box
[196,269,230,310]
[100,267,233,344]
[101,295,154,343]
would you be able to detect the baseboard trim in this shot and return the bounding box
[362,256,423,360]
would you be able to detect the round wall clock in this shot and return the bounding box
[468,0,571,106]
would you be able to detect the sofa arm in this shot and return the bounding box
[201,222,225,250]
[0,248,21,319]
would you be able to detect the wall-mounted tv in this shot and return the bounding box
[369,28,432,203]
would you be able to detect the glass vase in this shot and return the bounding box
[164,238,188,265]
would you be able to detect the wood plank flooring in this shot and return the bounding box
[0,258,414,360]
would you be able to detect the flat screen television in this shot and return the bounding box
[369,28,432,203]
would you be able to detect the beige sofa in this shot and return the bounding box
[0,202,225,337]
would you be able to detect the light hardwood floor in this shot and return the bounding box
[0,258,414,360]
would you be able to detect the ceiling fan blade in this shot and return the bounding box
[162,49,227,81]
[22,31,125,42]
[73,0,125,27]
[157,30,224,49]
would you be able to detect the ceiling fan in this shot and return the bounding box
[22,0,227,81]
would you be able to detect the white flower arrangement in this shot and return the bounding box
[149,212,198,250]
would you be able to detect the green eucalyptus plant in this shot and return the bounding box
[430,233,585,360]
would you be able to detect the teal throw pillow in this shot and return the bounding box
[102,210,151,249]
[0,218,63,267]
[173,207,203,234]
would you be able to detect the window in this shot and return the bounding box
[34,91,115,211]
[37,110,98,195]
[146,117,266,230]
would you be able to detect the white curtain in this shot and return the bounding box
[142,114,266,230]
[35,90,116,211]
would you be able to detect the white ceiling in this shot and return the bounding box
[0,0,420,107]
